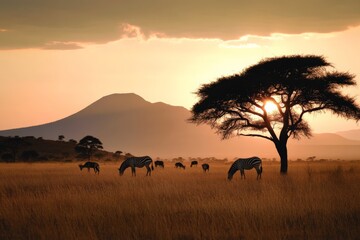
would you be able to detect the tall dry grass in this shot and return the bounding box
[0,161,359,240]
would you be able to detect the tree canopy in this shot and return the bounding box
[75,135,103,160]
[190,55,360,173]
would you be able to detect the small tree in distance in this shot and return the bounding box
[75,135,103,161]
[113,150,123,160]
[190,55,360,174]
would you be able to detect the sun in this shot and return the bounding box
[264,101,278,113]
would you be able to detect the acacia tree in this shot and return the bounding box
[113,150,123,160]
[75,135,103,160]
[190,55,360,174]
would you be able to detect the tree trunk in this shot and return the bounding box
[275,141,288,174]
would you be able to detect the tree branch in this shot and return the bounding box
[294,105,327,127]
[267,96,284,117]
[236,106,265,119]
[238,133,274,142]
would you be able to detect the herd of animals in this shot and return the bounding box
[79,156,263,180]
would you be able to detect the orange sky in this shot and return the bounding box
[0,1,359,132]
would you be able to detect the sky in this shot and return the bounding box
[1,0,360,132]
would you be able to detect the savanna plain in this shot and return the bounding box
[0,160,359,240]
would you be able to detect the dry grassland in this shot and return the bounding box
[0,161,359,240]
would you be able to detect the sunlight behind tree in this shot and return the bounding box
[190,55,360,174]
[264,101,278,113]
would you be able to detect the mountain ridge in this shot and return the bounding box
[336,129,360,141]
[1,93,359,159]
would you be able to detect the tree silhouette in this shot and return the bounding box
[58,135,65,141]
[75,135,103,160]
[190,55,360,174]
[113,150,123,160]
[68,139,77,144]
[2,136,29,162]
[21,150,39,162]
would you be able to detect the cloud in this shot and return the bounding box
[220,41,260,49]
[42,41,83,50]
[0,0,359,49]
[220,31,339,48]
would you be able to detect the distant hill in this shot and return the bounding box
[287,133,360,160]
[0,136,116,162]
[336,129,360,141]
[1,93,359,160]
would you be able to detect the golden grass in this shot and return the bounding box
[0,161,359,240]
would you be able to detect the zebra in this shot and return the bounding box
[227,157,262,180]
[118,156,154,176]
[79,161,100,174]
[190,161,198,167]
[202,163,210,172]
[175,162,185,169]
[154,160,164,168]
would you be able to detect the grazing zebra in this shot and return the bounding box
[79,161,100,174]
[190,161,198,167]
[154,160,164,168]
[227,157,262,180]
[202,163,210,172]
[175,162,185,169]
[118,156,154,176]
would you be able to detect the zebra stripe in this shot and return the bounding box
[190,161,198,167]
[202,163,209,172]
[228,157,262,180]
[175,162,185,169]
[79,161,100,174]
[154,160,164,168]
[118,156,154,176]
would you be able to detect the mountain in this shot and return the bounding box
[336,129,360,141]
[287,133,360,160]
[1,93,359,160]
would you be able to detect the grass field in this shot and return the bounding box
[0,161,359,240]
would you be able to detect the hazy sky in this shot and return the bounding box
[1,0,360,132]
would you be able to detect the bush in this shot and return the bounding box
[20,150,39,162]
[1,153,14,162]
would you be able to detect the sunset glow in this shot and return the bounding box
[1,2,360,239]
[264,101,278,114]
[0,1,359,134]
